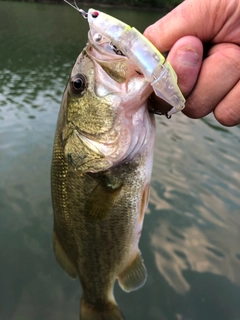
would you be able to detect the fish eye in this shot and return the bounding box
[70,74,87,94]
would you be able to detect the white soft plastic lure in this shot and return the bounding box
[64,1,186,117]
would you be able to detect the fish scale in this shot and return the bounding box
[51,24,155,319]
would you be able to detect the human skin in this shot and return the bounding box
[144,0,240,126]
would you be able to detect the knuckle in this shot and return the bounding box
[214,99,240,127]
[212,44,240,73]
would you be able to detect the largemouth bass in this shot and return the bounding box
[51,9,156,320]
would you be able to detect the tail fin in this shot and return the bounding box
[80,298,125,320]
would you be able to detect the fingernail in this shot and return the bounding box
[176,48,201,67]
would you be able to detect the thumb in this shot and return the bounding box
[166,36,203,96]
[147,37,202,116]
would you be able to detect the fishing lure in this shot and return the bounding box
[64,0,186,118]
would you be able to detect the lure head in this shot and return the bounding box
[87,9,129,46]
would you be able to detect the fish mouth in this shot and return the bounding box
[87,31,141,86]
[87,31,123,57]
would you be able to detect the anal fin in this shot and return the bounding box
[118,251,147,292]
[53,230,77,279]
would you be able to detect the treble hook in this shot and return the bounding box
[63,0,88,19]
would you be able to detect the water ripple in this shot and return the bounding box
[150,114,240,295]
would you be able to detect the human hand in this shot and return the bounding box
[144,0,240,126]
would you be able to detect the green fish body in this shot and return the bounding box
[51,35,155,319]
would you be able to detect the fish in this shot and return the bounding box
[51,9,156,320]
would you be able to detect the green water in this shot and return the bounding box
[1,2,240,319]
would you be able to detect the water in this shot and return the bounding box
[1,2,240,319]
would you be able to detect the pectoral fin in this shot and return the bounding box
[85,176,122,220]
[53,231,77,279]
[118,251,147,292]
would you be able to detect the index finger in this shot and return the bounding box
[144,0,223,52]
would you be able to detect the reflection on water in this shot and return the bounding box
[1,2,240,320]
[150,115,240,298]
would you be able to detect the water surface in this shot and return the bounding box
[1,2,240,320]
